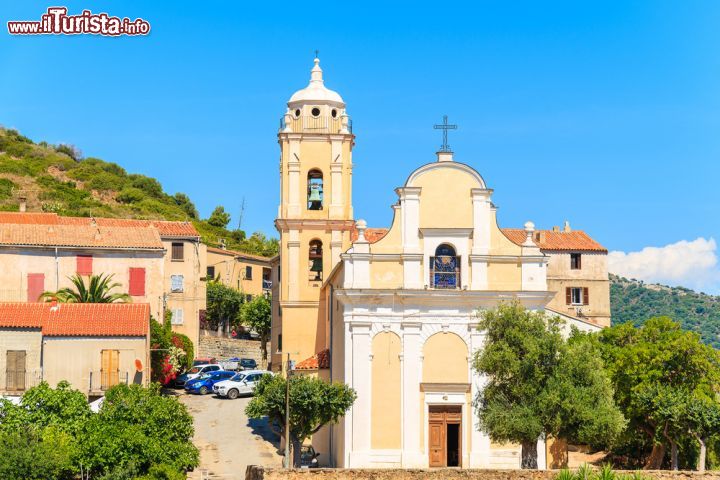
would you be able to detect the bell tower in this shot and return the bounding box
[271,57,355,369]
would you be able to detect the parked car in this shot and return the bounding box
[212,370,273,399]
[175,364,223,387]
[185,370,236,395]
[300,446,320,468]
[193,357,217,366]
[239,358,257,370]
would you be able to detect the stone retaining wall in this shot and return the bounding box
[245,466,720,480]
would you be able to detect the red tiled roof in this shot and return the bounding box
[206,246,273,263]
[0,212,199,238]
[295,348,330,370]
[502,228,607,252]
[350,226,389,244]
[0,302,149,337]
[0,223,164,249]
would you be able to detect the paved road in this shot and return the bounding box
[180,391,282,479]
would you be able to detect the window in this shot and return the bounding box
[207,266,216,279]
[278,305,282,317]
[309,239,323,282]
[566,287,589,306]
[6,350,26,391]
[76,255,93,276]
[430,244,460,289]
[277,334,283,352]
[311,107,321,117]
[171,242,184,261]
[245,265,253,280]
[129,268,146,296]
[170,274,184,293]
[278,265,281,281]
[27,273,44,303]
[171,308,184,325]
[570,253,582,270]
[246,294,253,302]
[307,170,323,210]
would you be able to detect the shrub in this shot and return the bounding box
[130,174,164,198]
[117,187,146,204]
[0,427,77,480]
[0,177,16,200]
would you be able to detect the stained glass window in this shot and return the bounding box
[431,244,459,289]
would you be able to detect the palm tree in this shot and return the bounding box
[41,273,132,303]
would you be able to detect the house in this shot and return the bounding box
[206,246,273,299]
[0,302,150,399]
[0,212,206,348]
[271,58,610,468]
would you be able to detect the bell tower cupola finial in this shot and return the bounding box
[310,55,323,84]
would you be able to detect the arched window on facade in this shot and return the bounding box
[309,239,323,282]
[307,170,323,210]
[431,243,459,289]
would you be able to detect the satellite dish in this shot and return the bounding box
[135,359,143,372]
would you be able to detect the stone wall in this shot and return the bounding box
[198,335,265,366]
[245,466,720,480]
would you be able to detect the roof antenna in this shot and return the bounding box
[237,196,245,231]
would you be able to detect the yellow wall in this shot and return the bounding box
[487,262,522,290]
[371,332,402,449]
[369,260,404,289]
[414,168,478,229]
[422,333,468,384]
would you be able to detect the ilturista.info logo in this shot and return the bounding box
[7,7,150,36]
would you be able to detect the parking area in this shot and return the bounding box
[179,391,282,479]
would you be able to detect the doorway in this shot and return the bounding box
[428,405,462,467]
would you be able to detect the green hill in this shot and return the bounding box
[610,274,720,348]
[0,127,277,257]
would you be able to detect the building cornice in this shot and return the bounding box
[335,288,555,307]
[275,219,355,231]
[470,254,548,264]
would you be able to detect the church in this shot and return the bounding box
[270,58,610,469]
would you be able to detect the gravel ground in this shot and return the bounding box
[179,391,282,479]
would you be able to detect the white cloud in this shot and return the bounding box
[608,237,720,294]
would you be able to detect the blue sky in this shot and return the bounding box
[1,1,719,292]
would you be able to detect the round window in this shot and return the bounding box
[331,109,337,118]
[294,109,301,118]
[311,107,321,117]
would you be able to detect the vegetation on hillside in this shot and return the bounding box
[0,127,278,256]
[610,274,720,348]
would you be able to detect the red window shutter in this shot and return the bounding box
[565,287,571,305]
[27,273,45,302]
[76,255,93,276]
[129,268,146,296]
[583,287,590,305]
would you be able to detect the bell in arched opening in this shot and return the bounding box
[307,170,324,210]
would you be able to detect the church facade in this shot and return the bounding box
[271,59,609,469]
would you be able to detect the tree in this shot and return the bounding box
[206,280,244,332]
[246,374,356,467]
[79,383,199,476]
[207,205,231,228]
[473,301,624,469]
[0,427,76,480]
[598,317,720,469]
[239,295,271,361]
[40,273,131,303]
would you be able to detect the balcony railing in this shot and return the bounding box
[279,115,352,134]
[2,369,42,393]
[89,370,131,392]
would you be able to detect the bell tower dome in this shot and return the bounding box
[272,57,355,369]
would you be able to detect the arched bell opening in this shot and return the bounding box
[307,170,324,210]
[309,239,323,282]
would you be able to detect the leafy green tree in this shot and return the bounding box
[473,301,624,469]
[239,295,271,361]
[79,383,198,476]
[0,427,76,480]
[172,192,198,219]
[246,374,356,467]
[206,280,244,332]
[40,273,131,303]
[598,317,720,469]
[207,205,231,228]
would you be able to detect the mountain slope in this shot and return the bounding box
[0,127,277,256]
[610,274,720,348]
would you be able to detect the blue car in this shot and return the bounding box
[184,370,237,395]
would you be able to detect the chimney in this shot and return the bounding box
[19,196,27,212]
[50,298,59,311]
[219,238,226,249]
[563,220,571,232]
[552,226,560,232]
[535,231,546,244]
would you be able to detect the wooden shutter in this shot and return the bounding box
[76,255,93,275]
[129,268,145,296]
[583,287,590,305]
[6,351,26,391]
[565,287,572,305]
[171,242,184,261]
[27,273,45,302]
[101,350,119,390]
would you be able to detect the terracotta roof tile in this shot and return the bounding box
[0,302,149,336]
[0,224,164,249]
[502,228,607,252]
[350,226,389,244]
[295,348,330,370]
[0,212,199,238]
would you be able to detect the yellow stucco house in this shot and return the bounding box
[271,58,610,469]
